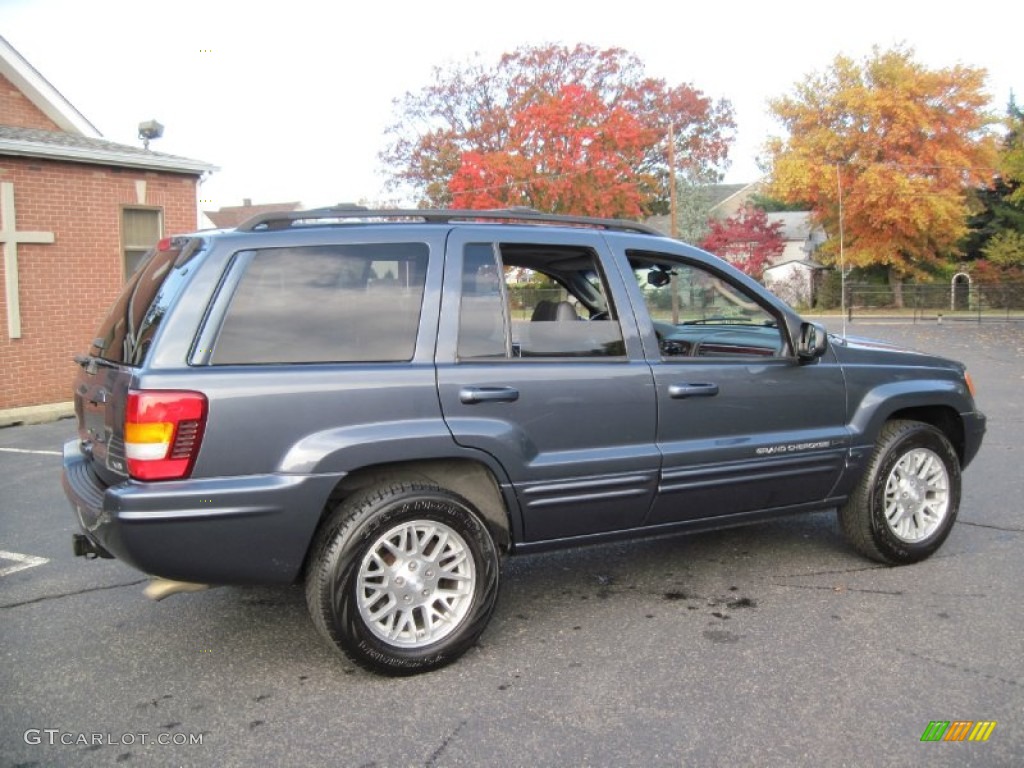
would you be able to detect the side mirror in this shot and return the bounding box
[797,321,828,362]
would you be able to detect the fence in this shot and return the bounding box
[845,282,1024,322]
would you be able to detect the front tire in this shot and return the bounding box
[305,482,500,675]
[838,420,961,564]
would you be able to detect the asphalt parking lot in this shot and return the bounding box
[1,319,1021,767]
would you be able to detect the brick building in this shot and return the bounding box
[0,35,215,416]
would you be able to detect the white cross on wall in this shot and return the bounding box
[0,182,55,339]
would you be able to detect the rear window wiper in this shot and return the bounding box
[73,352,121,374]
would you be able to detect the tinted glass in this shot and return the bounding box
[457,243,507,359]
[628,250,785,359]
[91,242,193,366]
[457,242,625,359]
[212,243,429,364]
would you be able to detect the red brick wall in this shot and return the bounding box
[0,73,62,131]
[0,156,200,409]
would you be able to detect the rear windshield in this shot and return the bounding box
[91,241,198,366]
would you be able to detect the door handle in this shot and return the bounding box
[668,383,719,399]
[459,386,520,404]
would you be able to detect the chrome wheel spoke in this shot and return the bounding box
[357,518,477,648]
[425,529,449,561]
[430,593,466,606]
[367,595,397,623]
[388,609,413,641]
[882,447,950,543]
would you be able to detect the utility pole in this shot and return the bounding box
[837,162,846,338]
[668,124,680,324]
[668,124,678,238]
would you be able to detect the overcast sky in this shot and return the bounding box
[1,0,1017,216]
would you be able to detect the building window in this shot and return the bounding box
[122,208,163,277]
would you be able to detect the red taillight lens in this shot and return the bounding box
[125,390,207,480]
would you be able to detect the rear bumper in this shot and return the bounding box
[62,440,343,584]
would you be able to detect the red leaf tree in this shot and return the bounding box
[382,43,735,216]
[699,205,785,279]
[448,84,655,217]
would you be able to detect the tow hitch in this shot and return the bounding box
[72,533,113,559]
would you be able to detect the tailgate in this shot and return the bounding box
[72,362,134,484]
[69,237,202,485]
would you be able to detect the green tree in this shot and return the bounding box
[983,230,1024,266]
[1002,94,1024,204]
[962,96,1024,266]
[748,193,807,213]
[670,178,717,243]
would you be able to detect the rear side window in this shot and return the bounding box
[211,243,429,365]
[457,242,625,359]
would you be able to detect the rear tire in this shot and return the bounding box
[305,482,500,675]
[838,420,961,565]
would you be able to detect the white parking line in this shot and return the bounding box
[0,550,50,577]
[0,447,62,456]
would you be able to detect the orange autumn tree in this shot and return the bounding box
[382,43,735,216]
[448,84,655,217]
[765,46,999,302]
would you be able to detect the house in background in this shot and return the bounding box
[762,211,828,307]
[203,198,302,229]
[645,182,761,238]
[0,34,216,417]
[648,182,828,306]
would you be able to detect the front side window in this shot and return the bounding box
[628,250,787,359]
[212,242,428,364]
[457,243,625,359]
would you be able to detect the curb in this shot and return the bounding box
[0,401,75,428]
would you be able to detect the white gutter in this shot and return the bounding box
[0,137,218,175]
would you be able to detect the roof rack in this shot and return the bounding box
[236,205,666,236]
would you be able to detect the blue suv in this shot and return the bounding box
[62,208,985,674]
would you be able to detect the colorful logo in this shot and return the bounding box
[921,721,997,742]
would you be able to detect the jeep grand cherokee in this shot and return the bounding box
[63,208,985,675]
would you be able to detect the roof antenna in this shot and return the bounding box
[837,162,847,340]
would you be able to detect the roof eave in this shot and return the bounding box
[0,138,218,175]
[0,34,101,137]
[708,180,764,215]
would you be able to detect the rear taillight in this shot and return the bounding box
[125,390,207,481]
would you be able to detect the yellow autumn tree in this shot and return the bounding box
[765,46,999,301]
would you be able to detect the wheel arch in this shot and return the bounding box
[886,405,965,465]
[300,457,516,582]
[848,379,968,465]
